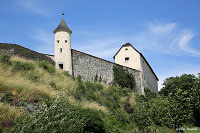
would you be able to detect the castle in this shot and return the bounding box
[47,16,159,94]
[0,16,158,95]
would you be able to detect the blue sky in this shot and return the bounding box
[0,0,200,90]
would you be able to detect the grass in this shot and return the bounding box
[0,54,199,132]
[0,104,26,129]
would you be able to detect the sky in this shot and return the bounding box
[0,0,200,90]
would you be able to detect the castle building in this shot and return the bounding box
[0,15,158,95]
[49,16,159,94]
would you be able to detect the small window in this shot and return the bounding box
[60,48,62,52]
[125,48,128,50]
[57,40,60,43]
[59,64,63,69]
[125,57,129,61]
[65,40,67,43]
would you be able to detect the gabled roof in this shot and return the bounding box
[113,43,159,81]
[53,18,72,34]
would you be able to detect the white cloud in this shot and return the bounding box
[73,21,200,60]
[131,22,200,57]
[17,0,49,16]
[148,22,176,35]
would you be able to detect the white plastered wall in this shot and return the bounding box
[114,46,141,71]
[114,46,144,94]
[54,31,72,74]
[140,57,158,93]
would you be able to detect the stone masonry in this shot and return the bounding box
[72,49,142,94]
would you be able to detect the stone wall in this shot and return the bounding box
[72,49,142,94]
[0,43,54,65]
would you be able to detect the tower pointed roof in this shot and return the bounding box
[53,18,72,34]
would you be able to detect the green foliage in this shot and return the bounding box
[113,65,136,91]
[0,54,11,65]
[72,77,104,101]
[14,98,106,133]
[21,71,41,82]
[144,87,157,99]
[80,108,105,132]
[14,98,84,133]
[160,74,196,96]
[27,72,40,82]
[12,61,35,71]
[1,92,13,103]
[62,71,71,77]
[71,76,85,100]
[38,61,55,74]
[132,95,193,130]
[85,81,103,92]
[160,74,200,126]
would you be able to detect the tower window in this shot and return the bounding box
[59,64,63,69]
[57,40,60,43]
[65,40,67,43]
[125,57,129,61]
[60,48,62,52]
[125,48,128,50]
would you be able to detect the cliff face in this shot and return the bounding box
[0,43,54,65]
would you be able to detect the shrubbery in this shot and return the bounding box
[113,65,136,91]
[14,98,106,133]
[160,74,200,127]
[12,61,35,71]
[0,54,11,65]
[38,61,55,74]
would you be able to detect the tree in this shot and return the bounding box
[159,74,200,126]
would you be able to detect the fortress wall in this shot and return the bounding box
[72,49,142,94]
[0,43,54,65]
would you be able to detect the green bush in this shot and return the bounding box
[132,94,194,130]
[0,54,11,65]
[160,74,199,126]
[144,87,157,99]
[85,81,103,92]
[80,108,105,133]
[101,87,121,109]
[113,65,136,91]
[14,98,106,133]
[14,98,84,133]
[12,61,35,71]
[71,76,86,100]
[1,92,13,103]
[38,61,55,74]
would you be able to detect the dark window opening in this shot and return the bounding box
[125,48,128,50]
[60,48,62,52]
[57,40,59,43]
[59,64,63,69]
[65,40,67,43]
[125,57,129,61]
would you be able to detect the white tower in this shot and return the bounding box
[53,13,72,74]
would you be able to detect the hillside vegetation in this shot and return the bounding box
[0,54,199,132]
